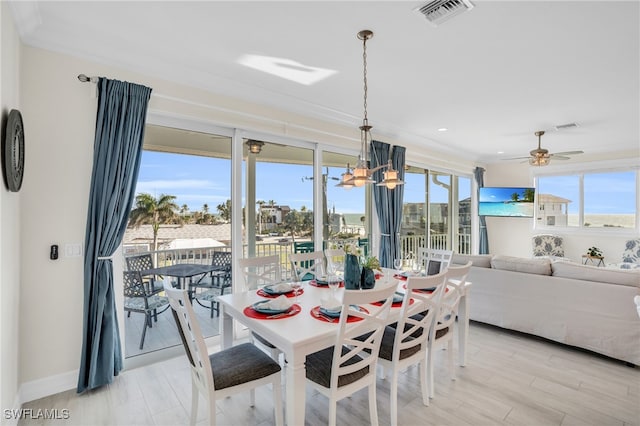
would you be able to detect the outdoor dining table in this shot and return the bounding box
[217,268,472,426]
[141,263,220,290]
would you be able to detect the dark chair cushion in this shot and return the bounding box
[210,343,281,390]
[378,326,421,361]
[306,346,369,388]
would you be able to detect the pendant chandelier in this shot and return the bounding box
[336,30,404,190]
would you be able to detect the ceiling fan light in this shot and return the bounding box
[529,156,550,166]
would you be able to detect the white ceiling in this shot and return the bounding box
[9,1,640,164]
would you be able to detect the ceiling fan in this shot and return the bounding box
[505,130,584,166]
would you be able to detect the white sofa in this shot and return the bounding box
[452,254,640,365]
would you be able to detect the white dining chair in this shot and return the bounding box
[377,270,449,425]
[164,284,283,426]
[305,284,397,426]
[289,250,325,281]
[237,255,284,362]
[417,248,453,275]
[427,261,472,398]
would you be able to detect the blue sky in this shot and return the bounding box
[136,151,635,215]
[135,151,458,214]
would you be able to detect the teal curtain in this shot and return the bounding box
[371,141,405,268]
[78,78,152,393]
[474,167,489,254]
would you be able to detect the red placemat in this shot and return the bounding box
[371,298,415,307]
[310,305,367,323]
[256,288,302,298]
[393,273,408,281]
[309,280,344,288]
[243,304,302,319]
[402,283,449,294]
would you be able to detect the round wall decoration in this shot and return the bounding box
[2,109,25,192]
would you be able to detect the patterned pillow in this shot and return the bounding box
[622,239,640,264]
[532,235,565,257]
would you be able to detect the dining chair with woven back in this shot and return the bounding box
[376,270,449,426]
[125,253,165,295]
[164,284,283,426]
[304,284,397,426]
[237,255,284,362]
[123,270,170,350]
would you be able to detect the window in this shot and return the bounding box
[536,169,637,230]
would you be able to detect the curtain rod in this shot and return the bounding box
[77,74,99,83]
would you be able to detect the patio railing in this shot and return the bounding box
[123,232,471,277]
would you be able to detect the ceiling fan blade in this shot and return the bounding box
[501,156,531,161]
[551,155,570,160]
[551,150,584,156]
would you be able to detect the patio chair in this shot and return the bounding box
[289,250,325,281]
[123,270,170,350]
[377,270,448,425]
[305,284,396,426]
[164,284,283,426]
[125,253,165,295]
[237,255,284,362]
[190,251,232,317]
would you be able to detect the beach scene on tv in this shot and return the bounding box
[479,187,535,217]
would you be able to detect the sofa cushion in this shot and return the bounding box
[452,254,492,268]
[552,261,640,287]
[491,255,551,275]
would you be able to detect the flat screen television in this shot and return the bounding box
[478,187,535,217]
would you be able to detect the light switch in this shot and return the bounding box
[65,243,83,257]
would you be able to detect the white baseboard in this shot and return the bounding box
[19,369,77,404]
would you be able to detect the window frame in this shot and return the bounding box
[532,158,639,235]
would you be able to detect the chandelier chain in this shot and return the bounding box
[362,35,368,123]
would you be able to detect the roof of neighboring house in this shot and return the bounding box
[123,224,232,245]
[538,193,572,204]
[342,213,366,227]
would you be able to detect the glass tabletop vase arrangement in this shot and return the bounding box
[343,244,381,290]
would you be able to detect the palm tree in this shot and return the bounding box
[129,193,180,252]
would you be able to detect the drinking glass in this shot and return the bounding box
[291,281,303,304]
[393,258,403,276]
[412,259,421,276]
[328,273,340,298]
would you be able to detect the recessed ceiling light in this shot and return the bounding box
[437,128,448,132]
[497,151,504,154]
[238,54,337,86]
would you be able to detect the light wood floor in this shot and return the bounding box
[20,322,639,426]
[124,295,220,358]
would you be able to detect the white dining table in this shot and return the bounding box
[217,269,472,426]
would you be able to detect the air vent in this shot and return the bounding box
[554,123,579,130]
[416,0,474,27]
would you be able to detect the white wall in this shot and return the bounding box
[485,162,635,262]
[1,0,23,413]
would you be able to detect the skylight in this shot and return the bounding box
[238,54,337,86]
